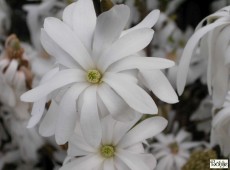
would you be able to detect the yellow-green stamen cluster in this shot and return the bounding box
[100,145,115,158]
[168,142,179,154]
[86,69,102,84]
[182,149,217,170]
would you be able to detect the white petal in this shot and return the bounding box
[175,130,190,143]
[98,83,136,122]
[113,116,141,145]
[211,26,230,107]
[0,72,16,107]
[98,28,154,72]
[177,21,230,95]
[140,70,178,104]
[174,156,187,170]
[60,154,103,170]
[93,5,130,59]
[118,116,168,148]
[21,69,86,102]
[114,157,130,170]
[27,98,46,128]
[5,59,18,84]
[27,68,59,127]
[80,86,102,148]
[62,2,75,28]
[103,159,115,170]
[116,149,150,170]
[55,83,89,144]
[39,100,58,137]
[40,29,78,68]
[68,133,96,157]
[44,17,94,70]
[101,116,116,145]
[108,56,175,72]
[121,9,160,36]
[72,0,96,50]
[103,72,157,114]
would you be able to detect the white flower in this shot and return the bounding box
[211,91,230,156]
[177,6,230,108]
[147,129,201,170]
[21,0,178,145]
[60,115,167,170]
[23,0,67,51]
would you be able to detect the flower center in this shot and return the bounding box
[168,142,179,154]
[86,69,102,84]
[100,145,115,158]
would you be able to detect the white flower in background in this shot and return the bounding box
[0,35,33,120]
[0,106,44,166]
[21,0,178,144]
[190,96,212,133]
[0,0,10,35]
[60,115,167,170]
[211,91,230,157]
[23,0,68,51]
[147,129,201,170]
[153,15,206,88]
[177,6,230,108]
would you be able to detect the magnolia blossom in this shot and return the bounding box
[21,0,178,144]
[153,15,206,88]
[211,91,230,156]
[177,6,230,108]
[23,0,67,51]
[60,115,167,170]
[147,129,201,170]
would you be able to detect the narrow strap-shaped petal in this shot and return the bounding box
[211,26,230,107]
[80,86,102,148]
[72,0,96,51]
[60,154,103,170]
[93,5,130,59]
[140,70,178,104]
[98,28,154,72]
[112,115,141,145]
[98,83,136,122]
[108,56,175,72]
[21,69,86,102]
[68,133,96,156]
[39,100,58,137]
[116,150,151,170]
[118,116,167,148]
[103,72,157,114]
[62,2,75,28]
[44,17,94,70]
[5,59,18,84]
[121,9,160,36]
[176,20,230,95]
[40,29,78,69]
[103,158,115,170]
[55,83,89,144]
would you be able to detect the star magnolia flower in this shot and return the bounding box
[211,91,230,156]
[21,0,178,145]
[60,115,167,170]
[147,129,201,170]
[177,6,230,108]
